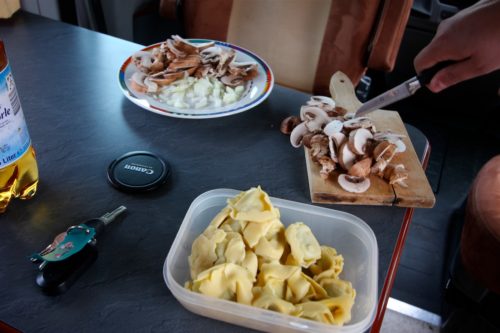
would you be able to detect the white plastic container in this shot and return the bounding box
[164,189,378,333]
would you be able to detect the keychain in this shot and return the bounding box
[30,206,127,294]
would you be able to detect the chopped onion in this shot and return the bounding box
[157,76,245,109]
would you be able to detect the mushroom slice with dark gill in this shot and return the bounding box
[343,117,374,130]
[337,142,357,171]
[290,122,309,148]
[348,128,373,155]
[338,174,371,193]
[280,116,301,135]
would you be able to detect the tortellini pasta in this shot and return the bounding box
[285,222,321,268]
[185,187,356,326]
[190,263,254,305]
[310,246,345,281]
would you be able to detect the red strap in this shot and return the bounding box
[0,320,22,333]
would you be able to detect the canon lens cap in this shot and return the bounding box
[107,151,171,192]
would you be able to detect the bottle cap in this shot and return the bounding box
[107,151,171,192]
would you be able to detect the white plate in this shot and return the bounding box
[119,39,274,119]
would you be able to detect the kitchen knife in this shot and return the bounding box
[355,61,454,116]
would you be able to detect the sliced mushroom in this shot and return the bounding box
[143,77,158,93]
[130,72,148,93]
[343,117,373,130]
[309,134,329,161]
[166,38,187,58]
[300,105,324,121]
[384,164,409,187]
[167,54,201,71]
[300,106,332,132]
[302,132,316,149]
[220,75,244,87]
[280,116,301,135]
[348,157,372,178]
[306,96,336,111]
[290,122,309,148]
[228,62,259,80]
[343,113,355,120]
[372,141,397,162]
[328,136,338,163]
[323,120,343,136]
[215,49,236,77]
[337,142,357,170]
[331,132,347,149]
[200,46,222,63]
[338,174,371,193]
[171,35,206,54]
[348,128,373,155]
[364,139,376,157]
[150,54,165,73]
[317,156,336,180]
[371,158,388,176]
[306,101,333,114]
[310,96,336,107]
[331,106,348,117]
[150,71,186,86]
[281,95,412,192]
[194,64,213,78]
[373,131,406,142]
[391,175,409,188]
[132,51,158,73]
[394,139,407,153]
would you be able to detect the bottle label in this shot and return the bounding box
[0,63,31,168]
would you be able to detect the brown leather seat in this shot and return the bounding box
[159,0,413,95]
[461,155,500,295]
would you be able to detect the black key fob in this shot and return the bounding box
[35,243,98,295]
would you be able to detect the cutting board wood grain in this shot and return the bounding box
[305,72,435,208]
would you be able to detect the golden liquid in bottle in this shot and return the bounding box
[0,146,39,212]
[0,41,39,213]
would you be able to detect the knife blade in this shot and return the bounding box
[355,61,455,116]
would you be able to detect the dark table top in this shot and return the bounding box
[0,12,428,333]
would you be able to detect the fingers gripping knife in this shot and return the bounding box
[355,61,455,116]
[30,206,127,295]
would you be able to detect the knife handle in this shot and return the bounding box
[417,60,456,85]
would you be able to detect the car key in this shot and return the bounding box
[31,206,127,295]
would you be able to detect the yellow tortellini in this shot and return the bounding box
[285,222,321,268]
[252,289,296,315]
[227,186,280,222]
[188,225,227,279]
[253,219,285,262]
[310,246,345,281]
[293,301,335,324]
[185,187,356,326]
[191,263,254,305]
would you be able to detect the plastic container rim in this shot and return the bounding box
[164,188,378,332]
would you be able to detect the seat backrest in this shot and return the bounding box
[160,0,413,95]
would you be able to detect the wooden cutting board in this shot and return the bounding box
[305,72,435,208]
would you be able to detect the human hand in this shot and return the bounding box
[414,0,500,92]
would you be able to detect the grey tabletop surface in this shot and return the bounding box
[0,11,427,333]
